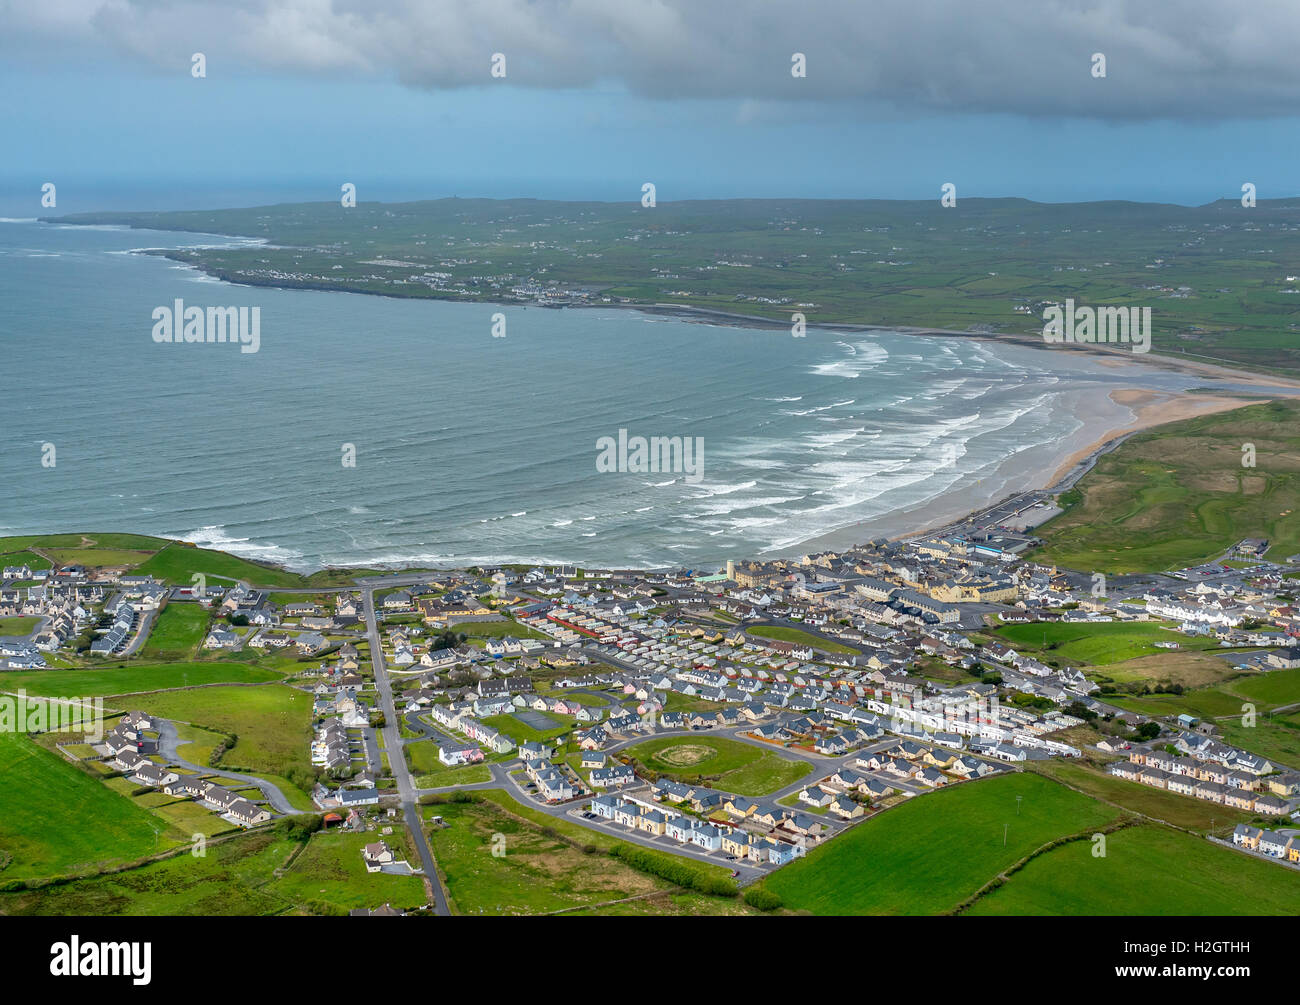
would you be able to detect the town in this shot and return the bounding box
[5,492,1300,916]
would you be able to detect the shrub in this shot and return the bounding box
[743,887,783,911]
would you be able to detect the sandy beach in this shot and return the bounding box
[1043,389,1263,488]
[773,382,1279,559]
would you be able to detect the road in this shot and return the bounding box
[362,584,451,916]
[154,719,306,815]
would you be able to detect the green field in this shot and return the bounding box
[414,762,493,789]
[756,773,1120,915]
[0,617,40,636]
[622,735,812,795]
[139,603,210,660]
[268,831,425,911]
[458,620,552,640]
[0,533,373,590]
[1031,400,1300,572]
[130,684,313,780]
[406,739,494,787]
[0,732,176,881]
[0,550,53,571]
[481,712,573,745]
[746,625,857,655]
[0,825,408,916]
[0,662,280,699]
[1106,666,1300,725]
[134,541,307,588]
[1028,759,1250,833]
[993,620,1219,666]
[425,795,751,916]
[966,824,1300,915]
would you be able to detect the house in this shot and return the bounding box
[724,795,758,818]
[438,741,484,766]
[228,799,272,827]
[916,767,948,787]
[131,763,179,788]
[363,841,395,872]
[1232,824,1262,850]
[519,740,556,761]
[798,785,833,808]
[590,764,634,789]
[830,796,865,819]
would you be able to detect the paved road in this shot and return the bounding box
[363,585,450,916]
[118,607,157,657]
[154,719,306,815]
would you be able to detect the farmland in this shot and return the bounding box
[0,662,281,699]
[992,620,1220,666]
[756,773,1120,914]
[1031,400,1300,573]
[965,824,1300,915]
[129,683,314,781]
[52,196,1300,379]
[0,732,175,881]
[423,794,753,916]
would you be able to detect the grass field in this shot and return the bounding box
[0,550,52,571]
[1027,759,1250,833]
[0,662,280,699]
[134,541,307,587]
[993,620,1218,666]
[414,762,493,789]
[746,625,857,655]
[1106,666,1300,726]
[0,732,175,881]
[0,616,40,636]
[1031,400,1300,573]
[480,712,573,745]
[622,735,812,795]
[139,602,210,660]
[966,824,1300,915]
[756,772,1120,914]
[0,533,361,591]
[458,620,552,640]
[269,831,425,911]
[0,830,300,915]
[130,683,313,779]
[406,739,494,787]
[1092,652,1241,689]
[425,795,752,915]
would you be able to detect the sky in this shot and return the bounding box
[3,0,1299,215]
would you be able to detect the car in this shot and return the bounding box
[730,869,740,878]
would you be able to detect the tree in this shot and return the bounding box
[1065,700,1097,722]
[432,630,467,651]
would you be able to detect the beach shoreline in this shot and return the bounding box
[768,385,1272,560]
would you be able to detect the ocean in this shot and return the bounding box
[0,218,1216,571]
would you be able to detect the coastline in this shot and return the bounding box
[769,386,1271,560]
[14,218,1299,576]
[33,214,1300,390]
